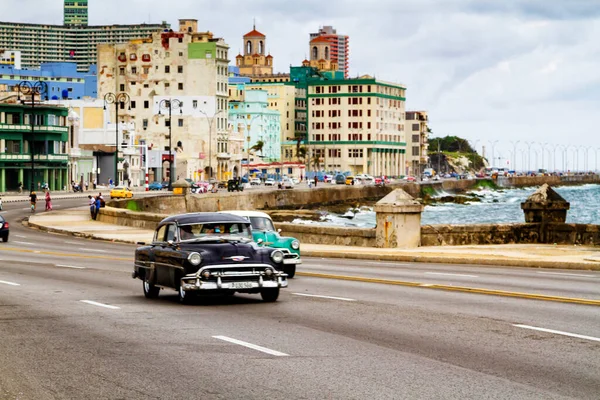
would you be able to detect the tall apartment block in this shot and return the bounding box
[309,26,349,78]
[0,1,169,72]
[64,0,88,26]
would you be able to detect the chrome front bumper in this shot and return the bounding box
[181,263,288,292]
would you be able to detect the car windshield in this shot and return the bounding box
[178,222,252,241]
[249,216,275,232]
[114,186,126,190]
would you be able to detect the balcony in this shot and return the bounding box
[35,154,68,162]
[217,152,231,160]
[0,124,69,134]
[0,154,30,161]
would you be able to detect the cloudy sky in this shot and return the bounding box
[5,0,600,170]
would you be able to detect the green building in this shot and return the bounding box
[0,104,69,192]
[64,0,88,26]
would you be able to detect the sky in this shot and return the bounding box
[4,0,600,171]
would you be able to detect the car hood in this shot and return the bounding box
[179,241,271,265]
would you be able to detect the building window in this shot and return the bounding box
[178,119,184,127]
[412,123,419,130]
[178,82,183,90]
[177,65,183,73]
[193,100,198,108]
[165,119,170,127]
[131,66,137,74]
[165,82,170,88]
[144,100,149,109]
[143,67,149,74]
[165,65,170,73]
[179,51,183,57]
[142,119,148,128]
[131,100,136,109]
[119,67,125,75]
[412,134,419,142]
[412,147,420,156]
[119,84,125,91]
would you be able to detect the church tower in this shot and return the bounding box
[308,35,337,72]
[236,24,274,77]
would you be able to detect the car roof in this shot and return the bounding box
[159,212,250,226]
[220,210,271,219]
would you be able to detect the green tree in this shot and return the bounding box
[250,140,264,156]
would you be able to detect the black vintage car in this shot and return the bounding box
[227,178,244,192]
[133,212,288,303]
[0,214,9,242]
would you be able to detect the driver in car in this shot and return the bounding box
[180,225,195,240]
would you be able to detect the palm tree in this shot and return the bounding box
[311,153,321,171]
[250,140,264,156]
[297,146,307,162]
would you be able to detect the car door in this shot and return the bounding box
[153,224,174,287]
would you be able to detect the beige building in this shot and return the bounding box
[97,20,240,181]
[235,26,274,78]
[405,111,429,176]
[301,75,407,176]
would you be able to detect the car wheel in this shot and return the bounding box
[2,235,8,243]
[178,281,194,304]
[260,288,280,302]
[285,265,296,279]
[143,278,160,299]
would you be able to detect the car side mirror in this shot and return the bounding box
[277,229,282,234]
[257,238,264,245]
[167,240,174,246]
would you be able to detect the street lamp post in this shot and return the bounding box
[199,109,223,180]
[488,140,499,168]
[540,142,548,171]
[17,81,48,192]
[158,99,182,191]
[510,140,520,172]
[524,141,535,172]
[103,92,130,187]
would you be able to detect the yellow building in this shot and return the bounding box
[302,35,339,74]
[235,26,274,77]
[305,76,407,176]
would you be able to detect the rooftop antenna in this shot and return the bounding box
[253,17,256,30]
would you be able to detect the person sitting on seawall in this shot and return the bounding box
[88,195,96,220]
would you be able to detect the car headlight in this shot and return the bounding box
[291,240,300,250]
[187,252,202,266]
[270,250,284,263]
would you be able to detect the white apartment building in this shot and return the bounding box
[97,19,235,181]
[405,111,429,176]
[305,75,407,176]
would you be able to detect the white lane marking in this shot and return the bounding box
[79,248,107,253]
[64,241,80,245]
[80,300,120,310]
[213,335,288,357]
[13,241,35,246]
[514,324,600,343]
[0,280,20,286]
[425,272,479,278]
[537,271,595,278]
[15,235,27,238]
[56,264,86,269]
[293,293,356,302]
[365,261,411,266]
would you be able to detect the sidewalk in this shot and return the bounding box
[26,208,600,270]
[1,186,156,203]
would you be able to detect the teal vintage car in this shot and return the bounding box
[221,210,300,278]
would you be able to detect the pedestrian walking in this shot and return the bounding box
[88,195,96,220]
[45,190,52,211]
[93,179,97,189]
[29,191,37,213]
[85,181,89,191]
[314,176,318,187]
[18,182,23,193]
[94,195,101,220]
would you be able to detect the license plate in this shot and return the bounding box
[231,282,254,289]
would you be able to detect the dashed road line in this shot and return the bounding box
[514,324,600,343]
[293,293,356,302]
[213,335,288,357]
[425,272,479,278]
[80,300,120,310]
[537,271,596,278]
[56,264,86,269]
[15,235,27,238]
[79,248,107,253]
[0,280,20,286]
[13,241,35,246]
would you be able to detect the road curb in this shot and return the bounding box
[302,250,600,271]
[25,219,138,246]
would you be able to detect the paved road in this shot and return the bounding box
[1,199,599,399]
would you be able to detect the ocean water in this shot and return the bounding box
[292,184,600,227]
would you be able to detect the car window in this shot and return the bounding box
[249,217,275,232]
[165,224,177,242]
[154,225,167,243]
[179,222,252,240]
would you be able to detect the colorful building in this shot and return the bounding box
[0,103,69,192]
[0,62,97,100]
[97,20,234,181]
[0,50,21,69]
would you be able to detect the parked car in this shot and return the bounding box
[403,176,416,182]
[132,212,288,303]
[227,179,244,192]
[110,186,133,199]
[322,175,333,183]
[148,181,163,191]
[345,176,355,185]
[0,215,9,242]
[250,178,262,186]
[264,178,275,186]
[222,211,300,278]
[161,181,170,189]
[280,179,294,189]
[291,178,300,185]
[334,174,346,185]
